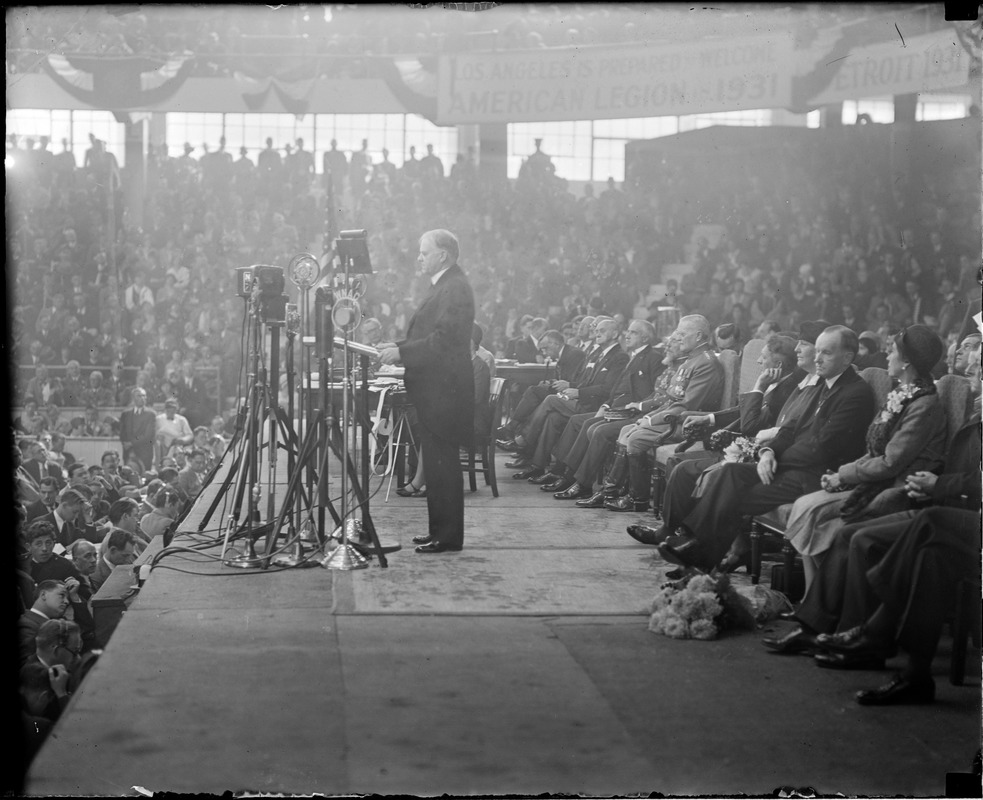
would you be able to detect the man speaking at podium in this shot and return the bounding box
[379,229,475,553]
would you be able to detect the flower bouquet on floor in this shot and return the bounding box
[648,571,757,640]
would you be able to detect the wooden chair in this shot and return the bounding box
[858,367,893,410]
[461,377,506,497]
[935,374,974,452]
[950,578,982,686]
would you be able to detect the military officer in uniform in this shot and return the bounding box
[597,315,725,512]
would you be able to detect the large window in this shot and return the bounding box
[916,93,972,121]
[159,111,457,173]
[5,108,123,166]
[164,112,224,155]
[509,111,774,182]
[508,121,593,181]
[842,98,895,125]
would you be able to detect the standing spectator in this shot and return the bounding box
[291,137,315,189]
[256,137,283,201]
[322,139,348,194]
[156,397,194,461]
[349,138,370,199]
[420,143,444,181]
[120,387,156,473]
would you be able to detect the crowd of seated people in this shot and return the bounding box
[13,431,207,764]
[10,105,978,432]
[495,306,981,705]
[8,101,981,752]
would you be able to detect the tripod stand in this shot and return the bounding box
[261,332,389,567]
[216,292,303,567]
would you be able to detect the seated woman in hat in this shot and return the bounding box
[782,325,947,592]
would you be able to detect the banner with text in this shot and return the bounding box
[808,29,971,106]
[437,37,794,124]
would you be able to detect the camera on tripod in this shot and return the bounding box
[236,264,288,324]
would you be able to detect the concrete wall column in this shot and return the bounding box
[121,115,147,231]
[478,122,507,183]
[819,103,843,127]
[890,92,918,186]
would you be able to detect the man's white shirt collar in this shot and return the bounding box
[430,267,450,285]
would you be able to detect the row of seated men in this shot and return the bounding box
[497,312,981,705]
[15,433,213,525]
[15,481,186,759]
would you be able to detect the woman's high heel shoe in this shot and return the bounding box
[396,482,427,498]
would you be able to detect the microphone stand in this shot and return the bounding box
[322,252,369,570]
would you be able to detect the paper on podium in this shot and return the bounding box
[333,337,379,359]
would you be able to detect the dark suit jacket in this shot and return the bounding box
[38,511,79,549]
[507,335,538,363]
[399,264,476,446]
[554,344,587,383]
[608,344,667,408]
[573,344,630,412]
[22,460,63,488]
[768,367,877,475]
[38,511,101,548]
[726,368,805,435]
[25,500,56,522]
[120,407,157,471]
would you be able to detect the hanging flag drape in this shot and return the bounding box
[41,53,196,110]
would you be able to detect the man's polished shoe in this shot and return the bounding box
[627,523,670,545]
[575,490,608,508]
[529,471,561,485]
[512,466,543,480]
[856,674,935,706]
[603,495,648,512]
[554,482,591,500]
[814,651,887,671]
[543,476,574,493]
[505,456,531,470]
[415,541,463,554]
[761,625,819,655]
[496,437,520,452]
[411,534,433,545]
[815,626,897,660]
